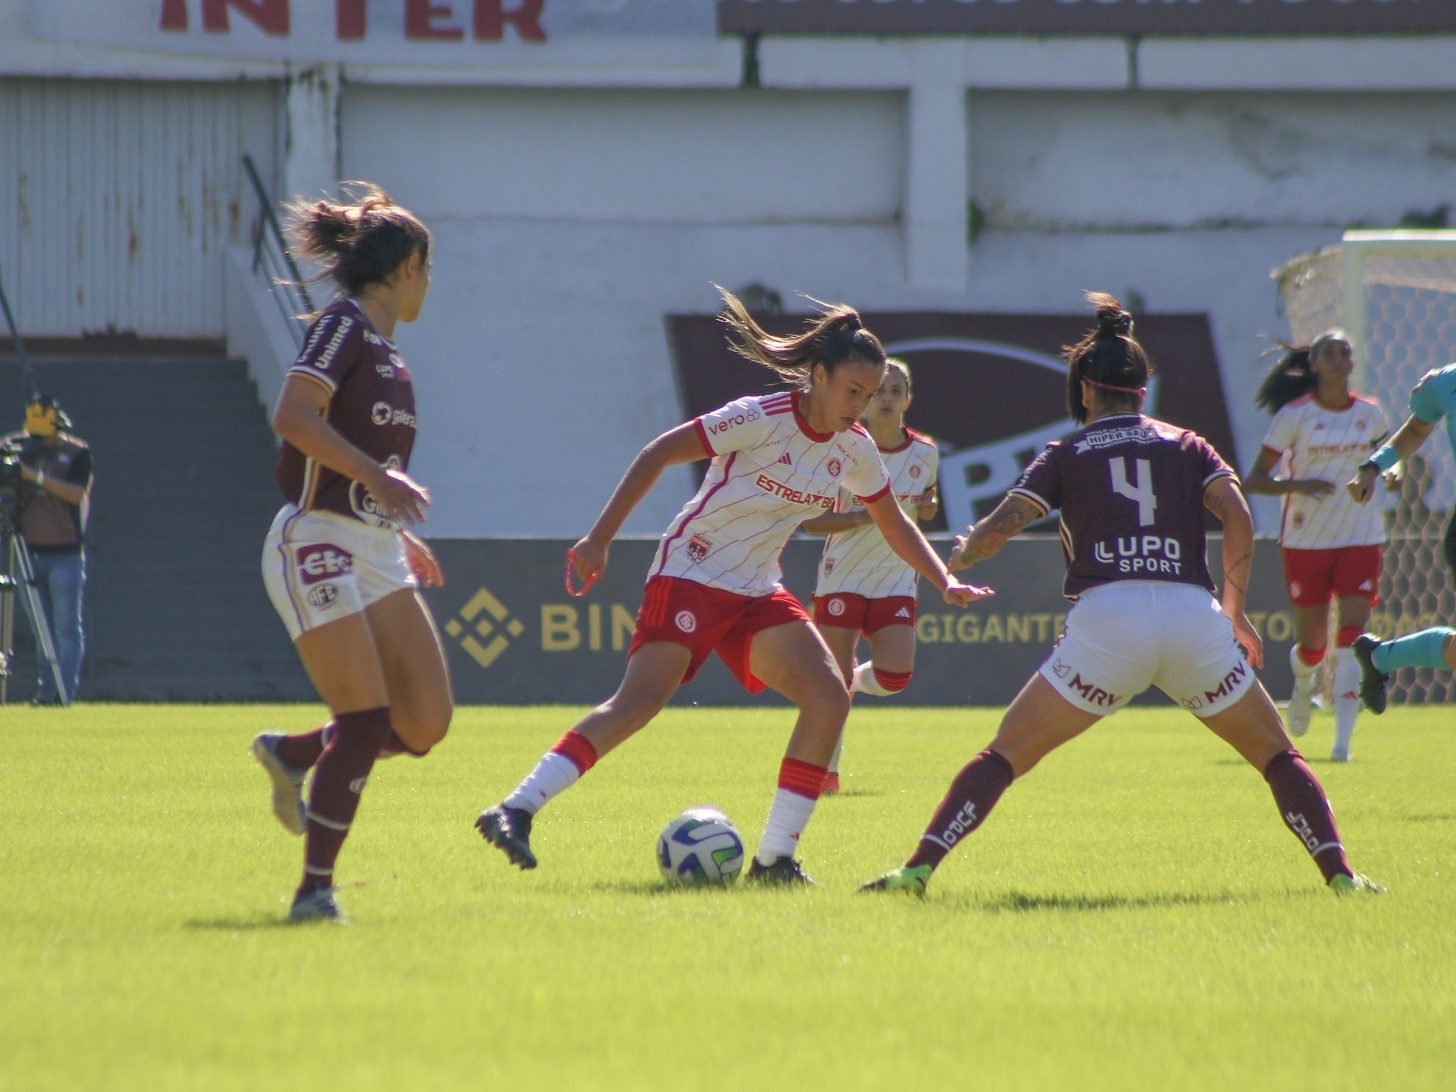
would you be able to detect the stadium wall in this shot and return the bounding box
[3,5,1456,540]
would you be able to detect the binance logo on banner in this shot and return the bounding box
[445,586,525,670]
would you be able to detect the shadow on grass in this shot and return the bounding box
[953,888,1248,915]
[591,879,748,897]
[183,915,306,931]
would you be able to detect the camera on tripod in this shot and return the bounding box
[0,437,29,525]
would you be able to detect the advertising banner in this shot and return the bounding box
[667,310,1238,537]
[718,0,1456,37]
[422,536,1299,708]
[29,0,719,66]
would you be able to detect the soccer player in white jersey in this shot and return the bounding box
[476,290,990,884]
[863,293,1380,898]
[802,359,939,792]
[1245,332,1389,760]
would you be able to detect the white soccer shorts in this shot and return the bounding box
[261,505,414,642]
[1038,581,1256,718]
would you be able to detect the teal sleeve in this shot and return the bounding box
[1409,370,1456,425]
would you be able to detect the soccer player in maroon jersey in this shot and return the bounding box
[476,290,990,885]
[251,185,453,923]
[863,293,1382,897]
[1245,333,1390,759]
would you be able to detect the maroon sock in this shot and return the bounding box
[907,749,1015,871]
[298,707,392,896]
[275,726,326,771]
[1263,749,1351,883]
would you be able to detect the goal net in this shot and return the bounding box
[1274,230,1456,703]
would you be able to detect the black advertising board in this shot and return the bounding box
[421,536,1298,707]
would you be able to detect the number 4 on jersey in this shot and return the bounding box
[1110,457,1157,526]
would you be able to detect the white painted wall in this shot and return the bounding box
[4,0,1456,538]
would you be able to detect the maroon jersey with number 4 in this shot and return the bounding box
[274,299,417,528]
[1009,414,1236,599]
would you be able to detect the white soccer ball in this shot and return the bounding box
[656,807,745,885]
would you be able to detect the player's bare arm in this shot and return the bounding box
[401,528,444,588]
[863,492,993,606]
[271,373,431,524]
[1243,446,1333,498]
[1203,476,1264,668]
[570,422,709,582]
[947,494,1040,570]
[800,507,872,535]
[1347,414,1437,503]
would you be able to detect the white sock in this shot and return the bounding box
[1333,647,1360,756]
[502,751,581,815]
[851,661,895,697]
[1290,645,1320,696]
[755,788,817,865]
[827,733,844,776]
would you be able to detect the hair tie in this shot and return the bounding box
[1085,377,1146,396]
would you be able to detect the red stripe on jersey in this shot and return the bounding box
[653,452,738,578]
[855,482,892,505]
[778,757,828,800]
[693,417,715,456]
[791,390,833,442]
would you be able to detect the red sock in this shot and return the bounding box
[551,730,598,775]
[276,726,326,771]
[907,749,1014,870]
[1263,750,1351,882]
[299,707,392,896]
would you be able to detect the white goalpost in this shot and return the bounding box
[1274,230,1456,704]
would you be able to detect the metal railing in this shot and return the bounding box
[0,263,37,401]
[241,155,313,350]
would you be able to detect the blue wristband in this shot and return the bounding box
[1365,445,1399,473]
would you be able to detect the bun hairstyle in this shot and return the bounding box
[1254,328,1351,413]
[287,182,431,300]
[717,285,886,390]
[1063,291,1153,423]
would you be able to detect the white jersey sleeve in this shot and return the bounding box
[694,396,780,458]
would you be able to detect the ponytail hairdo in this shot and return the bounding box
[1254,328,1351,413]
[287,182,431,301]
[1063,291,1153,423]
[717,286,886,388]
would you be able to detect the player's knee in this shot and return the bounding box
[1335,625,1364,648]
[873,667,913,693]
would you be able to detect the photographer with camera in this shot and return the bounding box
[1,395,92,705]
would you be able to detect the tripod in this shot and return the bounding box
[0,520,67,706]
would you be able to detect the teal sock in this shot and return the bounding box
[1373,627,1455,672]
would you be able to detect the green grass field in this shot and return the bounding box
[2,701,1452,1090]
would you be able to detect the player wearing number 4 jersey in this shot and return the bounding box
[863,293,1380,898]
[803,359,939,792]
[1246,332,1389,760]
[475,289,989,885]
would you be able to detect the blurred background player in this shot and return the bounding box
[1244,331,1389,761]
[802,358,938,793]
[476,290,989,885]
[1,394,93,704]
[252,184,453,923]
[1346,361,1456,712]
[863,293,1380,898]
